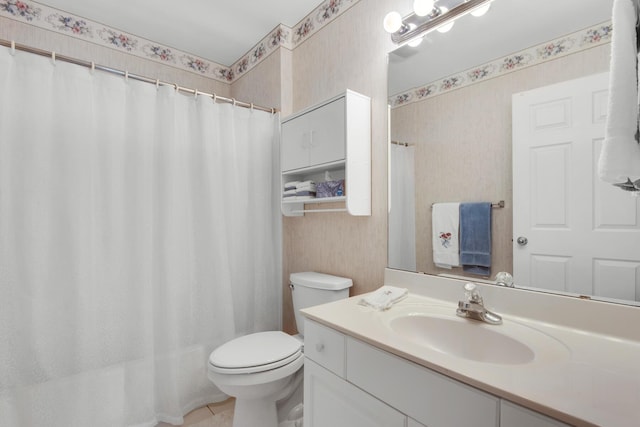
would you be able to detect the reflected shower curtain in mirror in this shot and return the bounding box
[388,144,416,271]
[0,46,282,426]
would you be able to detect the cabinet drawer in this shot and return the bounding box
[346,337,499,427]
[304,319,346,377]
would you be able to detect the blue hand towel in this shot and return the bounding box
[459,202,492,276]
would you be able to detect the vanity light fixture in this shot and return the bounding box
[384,0,495,45]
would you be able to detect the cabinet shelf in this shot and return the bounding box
[282,196,346,205]
[282,160,345,176]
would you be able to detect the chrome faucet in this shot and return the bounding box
[456,283,502,325]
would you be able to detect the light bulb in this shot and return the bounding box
[413,0,435,17]
[383,11,403,33]
[407,36,424,47]
[436,7,454,33]
[471,3,491,17]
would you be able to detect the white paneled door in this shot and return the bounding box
[512,72,640,302]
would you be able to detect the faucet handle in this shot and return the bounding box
[463,283,482,303]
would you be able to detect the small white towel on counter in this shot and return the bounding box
[432,203,460,269]
[598,0,640,184]
[358,285,408,311]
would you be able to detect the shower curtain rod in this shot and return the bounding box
[0,39,278,114]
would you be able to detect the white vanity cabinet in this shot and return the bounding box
[303,321,405,427]
[281,90,371,216]
[304,318,571,427]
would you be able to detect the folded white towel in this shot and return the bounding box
[296,183,316,190]
[432,203,460,269]
[284,181,300,190]
[296,180,315,188]
[358,285,408,311]
[598,0,640,184]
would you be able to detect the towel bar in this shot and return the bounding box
[431,200,505,209]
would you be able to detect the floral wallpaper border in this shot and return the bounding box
[229,0,358,81]
[0,0,360,84]
[389,21,613,108]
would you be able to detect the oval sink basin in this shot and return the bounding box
[384,305,569,365]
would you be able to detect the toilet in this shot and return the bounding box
[207,272,352,427]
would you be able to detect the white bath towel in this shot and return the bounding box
[432,203,460,269]
[358,285,408,311]
[598,0,640,184]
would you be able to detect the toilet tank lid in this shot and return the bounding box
[290,272,353,290]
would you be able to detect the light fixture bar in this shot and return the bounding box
[391,0,493,44]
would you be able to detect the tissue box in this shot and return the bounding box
[316,179,344,198]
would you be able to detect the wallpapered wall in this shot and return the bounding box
[0,16,231,96]
[231,0,398,334]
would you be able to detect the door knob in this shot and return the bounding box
[517,236,528,246]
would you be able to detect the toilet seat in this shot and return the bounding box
[209,331,302,375]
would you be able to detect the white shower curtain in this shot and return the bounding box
[0,46,281,426]
[388,144,416,271]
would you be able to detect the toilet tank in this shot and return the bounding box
[290,272,352,336]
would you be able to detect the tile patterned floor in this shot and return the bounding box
[156,398,234,427]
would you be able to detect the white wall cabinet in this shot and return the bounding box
[281,90,370,216]
[304,318,571,427]
[281,97,346,171]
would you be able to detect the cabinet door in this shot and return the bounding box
[281,112,311,172]
[346,337,499,427]
[501,401,570,427]
[304,359,406,427]
[306,97,345,166]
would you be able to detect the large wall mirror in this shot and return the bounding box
[387,0,640,305]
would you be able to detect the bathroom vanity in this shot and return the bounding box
[301,269,640,427]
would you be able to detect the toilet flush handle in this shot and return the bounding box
[315,343,324,352]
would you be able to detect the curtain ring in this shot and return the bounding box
[10,40,15,56]
[212,93,217,103]
[194,89,199,99]
[232,98,236,107]
[51,51,56,65]
[250,103,254,111]
[155,79,160,89]
[174,83,179,92]
[124,70,129,82]
[90,61,95,74]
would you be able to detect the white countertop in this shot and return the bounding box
[301,270,640,427]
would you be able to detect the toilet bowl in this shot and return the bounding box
[207,272,352,427]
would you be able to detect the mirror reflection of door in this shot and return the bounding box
[512,72,640,303]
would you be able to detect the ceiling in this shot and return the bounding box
[34,0,324,66]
